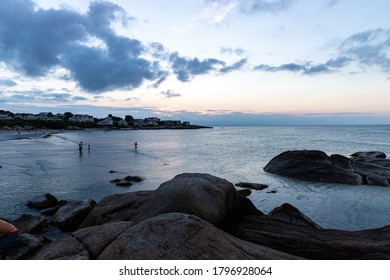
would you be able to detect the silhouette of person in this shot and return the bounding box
[79,141,83,153]
[134,141,138,149]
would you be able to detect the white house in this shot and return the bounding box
[144,117,160,126]
[97,117,114,126]
[14,113,37,120]
[0,113,12,120]
[116,119,128,127]
[69,114,94,123]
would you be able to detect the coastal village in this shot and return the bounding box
[0,109,206,130]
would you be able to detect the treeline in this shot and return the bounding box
[0,119,97,129]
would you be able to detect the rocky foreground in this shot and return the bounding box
[6,173,390,260]
[264,150,390,186]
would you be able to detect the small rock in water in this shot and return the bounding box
[267,189,278,194]
[26,193,59,210]
[351,151,387,159]
[110,179,121,183]
[12,214,49,235]
[124,176,142,182]
[109,170,119,173]
[40,207,59,216]
[116,182,133,187]
[235,182,268,190]
[237,189,252,197]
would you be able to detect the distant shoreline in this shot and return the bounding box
[0,125,213,142]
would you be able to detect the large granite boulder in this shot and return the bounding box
[79,191,151,228]
[228,215,390,259]
[30,236,90,260]
[98,213,300,260]
[12,214,49,235]
[19,173,390,260]
[7,233,49,260]
[81,173,262,229]
[31,222,133,260]
[51,199,96,231]
[264,150,390,186]
[235,182,268,190]
[26,193,59,210]
[268,203,321,229]
[32,214,300,260]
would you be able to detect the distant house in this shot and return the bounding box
[69,114,94,123]
[97,117,114,126]
[116,119,128,127]
[133,119,144,127]
[0,113,12,120]
[34,112,63,121]
[182,121,190,126]
[144,117,160,127]
[37,112,50,120]
[161,120,181,127]
[14,113,37,120]
[56,113,65,120]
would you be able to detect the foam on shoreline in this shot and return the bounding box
[0,130,61,142]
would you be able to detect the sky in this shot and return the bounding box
[0,0,389,125]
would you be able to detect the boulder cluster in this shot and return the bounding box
[6,173,390,260]
[264,150,390,186]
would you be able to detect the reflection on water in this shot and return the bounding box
[1,126,390,230]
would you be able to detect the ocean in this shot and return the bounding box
[1,125,390,231]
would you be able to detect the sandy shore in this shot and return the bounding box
[0,130,62,141]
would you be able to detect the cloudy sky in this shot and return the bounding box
[0,0,389,125]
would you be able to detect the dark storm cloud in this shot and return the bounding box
[160,90,182,98]
[0,0,240,94]
[0,0,166,93]
[169,52,226,82]
[62,45,156,92]
[0,0,86,76]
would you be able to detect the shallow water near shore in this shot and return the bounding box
[1,125,390,230]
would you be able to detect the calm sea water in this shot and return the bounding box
[1,126,390,230]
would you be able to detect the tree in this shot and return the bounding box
[125,115,134,126]
[64,112,73,121]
